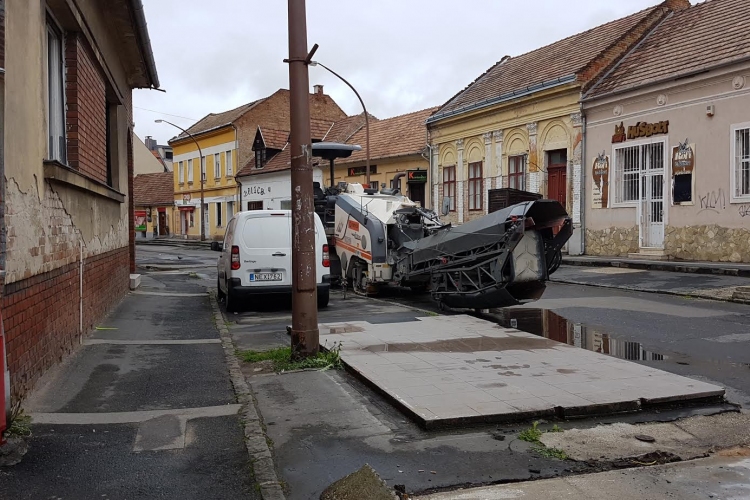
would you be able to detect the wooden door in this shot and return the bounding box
[158,211,167,236]
[548,166,567,207]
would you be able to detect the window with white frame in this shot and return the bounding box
[214,154,221,179]
[226,151,233,176]
[46,19,66,162]
[216,202,223,227]
[613,141,664,204]
[178,162,185,183]
[188,158,194,183]
[733,126,750,200]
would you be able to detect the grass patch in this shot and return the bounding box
[239,343,342,372]
[6,407,32,438]
[518,421,568,460]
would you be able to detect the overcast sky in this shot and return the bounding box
[134,0,676,145]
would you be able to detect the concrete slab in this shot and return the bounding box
[320,315,725,428]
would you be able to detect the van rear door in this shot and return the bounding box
[238,213,292,287]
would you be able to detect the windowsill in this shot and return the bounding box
[43,160,125,203]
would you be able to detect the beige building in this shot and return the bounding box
[582,0,750,262]
[134,172,174,239]
[3,0,158,399]
[134,134,169,175]
[427,0,691,257]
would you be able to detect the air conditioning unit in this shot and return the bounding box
[706,104,715,117]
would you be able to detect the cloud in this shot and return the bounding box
[135,0,668,144]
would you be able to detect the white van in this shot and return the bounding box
[216,210,330,311]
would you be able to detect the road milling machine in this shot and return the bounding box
[313,173,572,310]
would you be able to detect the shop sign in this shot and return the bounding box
[135,210,147,231]
[347,166,378,176]
[612,120,670,143]
[242,185,272,197]
[592,152,610,209]
[182,193,191,205]
[407,170,428,183]
[672,140,695,204]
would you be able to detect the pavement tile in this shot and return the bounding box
[468,400,519,415]
[540,393,596,408]
[505,397,555,412]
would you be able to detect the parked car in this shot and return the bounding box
[215,210,330,311]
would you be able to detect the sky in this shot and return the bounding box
[134,0,676,145]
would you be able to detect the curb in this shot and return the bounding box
[208,290,286,500]
[562,258,750,278]
[551,277,740,304]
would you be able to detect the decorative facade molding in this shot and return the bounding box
[570,112,583,127]
[613,105,623,117]
[733,76,746,90]
[493,130,504,141]
[526,122,538,135]
[656,94,668,106]
[455,138,464,149]
[483,132,493,144]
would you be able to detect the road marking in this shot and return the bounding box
[83,339,220,345]
[583,268,646,275]
[132,290,207,297]
[30,404,241,425]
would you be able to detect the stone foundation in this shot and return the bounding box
[665,225,750,263]
[585,227,639,256]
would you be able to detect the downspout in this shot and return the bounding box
[580,112,587,255]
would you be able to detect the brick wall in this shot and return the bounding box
[65,33,108,184]
[2,246,129,400]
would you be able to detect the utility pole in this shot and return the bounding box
[285,0,319,358]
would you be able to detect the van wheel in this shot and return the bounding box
[318,290,330,309]
[225,287,238,313]
[217,279,226,301]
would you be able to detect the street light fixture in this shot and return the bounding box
[309,58,372,187]
[155,119,206,241]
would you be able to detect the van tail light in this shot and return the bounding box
[231,245,240,270]
[322,244,330,268]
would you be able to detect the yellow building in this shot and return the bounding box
[169,87,346,239]
[328,108,437,208]
[426,0,689,255]
[134,172,175,239]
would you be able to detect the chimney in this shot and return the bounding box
[314,84,324,95]
[662,0,690,11]
[145,136,157,151]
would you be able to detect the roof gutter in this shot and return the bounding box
[129,0,160,89]
[583,53,750,103]
[427,74,577,125]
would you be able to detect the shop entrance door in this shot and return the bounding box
[638,143,665,249]
[158,211,167,236]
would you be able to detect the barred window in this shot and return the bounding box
[613,142,664,204]
[734,127,750,199]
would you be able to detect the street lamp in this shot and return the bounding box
[155,119,206,241]
[309,58,371,187]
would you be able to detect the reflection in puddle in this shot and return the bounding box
[493,309,666,362]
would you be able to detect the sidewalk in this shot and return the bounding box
[552,264,750,302]
[0,275,257,498]
[564,255,750,277]
[416,451,750,499]
[136,236,213,249]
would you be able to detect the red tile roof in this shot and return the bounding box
[174,100,264,141]
[586,0,750,99]
[430,3,671,121]
[259,128,289,150]
[134,172,174,206]
[338,107,438,165]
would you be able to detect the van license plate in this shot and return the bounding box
[250,273,282,282]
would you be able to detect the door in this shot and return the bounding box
[203,203,209,235]
[181,211,188,235]
[158,211,167,236]
[638,143,665,248]
[547,150,567,207]
[239,214,292,287]
[408,182,426,207]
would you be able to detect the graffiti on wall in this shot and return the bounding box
[698,189,727,215]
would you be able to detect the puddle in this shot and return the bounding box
[491,308,667,362]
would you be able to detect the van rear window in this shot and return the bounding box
[242,216,291,249]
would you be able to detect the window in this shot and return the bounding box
[214,154,221,179]
[165,151,173,160]
[442,166,456,211]
[733,126,750,200]
[280,200,292,210]
[508,155,526,190]
[468,162,483,210]
[247,201,263,210]
[613,142,664,204]
[189,211,194,227]
[226,150,233,176]
[227,201,234,220]
[178,162,185,184]
[188,159,194,183]
[255,149,266,169]
[46,19,66,162]
[216,202,223,227]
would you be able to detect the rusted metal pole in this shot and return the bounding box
[286,0,319,358]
